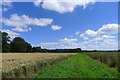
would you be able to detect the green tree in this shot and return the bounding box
[26,43,32,52]
[32,46,41,52]
[10,37,27,52]
[76,48,82,53]
[2,32,10,52]
[0,31,1,53]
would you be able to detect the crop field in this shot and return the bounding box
[2,52,120,78]
[34,53,119,78]
[2,53,76,78]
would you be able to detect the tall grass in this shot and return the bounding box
[83,52,119,71]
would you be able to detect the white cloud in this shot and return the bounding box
[34,0,95,13]
[39,38,79,49]
[2,14,53,32]
[80,34,89,40]
[100,39,118,50]
[3,14,53,27]
[80,29,97,40]
[90,37,103,41]
[87,35,116,42]
[40,42,59,47]
[1,29,20,39]
[75,31,80,35]
[12,27,32,32]
[102,39,117,45]
[102,35,116,38]
[59,38,77,43]
[51,25,62,30]
[80,24,118,40]
[97,24,118,35]
[38,36,118,50]
[80,38,118,50]
[37,24,118,50]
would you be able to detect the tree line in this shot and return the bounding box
[1,31,82,53]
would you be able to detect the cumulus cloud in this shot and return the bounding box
[38,36,118,50]
[90,35,115,42]
[38,23,118,50]
[40,42,59,47]
[2,14,53,32]
[83,40,118,50]
[97,24,118,35]
[59,38,77,43]
[39,38,79,49]
[80,24,118,40]
[1,29,20,39]
[80,29,97,40]
[51,25,62,30]
[34,0,95,13]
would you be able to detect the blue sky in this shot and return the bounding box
[1,2,118,50]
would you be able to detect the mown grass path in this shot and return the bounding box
[34,53,119,78]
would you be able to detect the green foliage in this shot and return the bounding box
[32,46,41,52]
[10,37,32,52]
[2,31,10,52]
[34,54,119,78]
[2,43,10,53]
[26,43,32,52]
[76,48,82,53]
[2,32,10,43]
[10,37,26,52]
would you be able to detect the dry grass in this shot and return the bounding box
[2,53,76,78]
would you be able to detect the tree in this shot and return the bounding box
[2,32,10,52]
[32,46,41,52]
[10,37,27,52]
[0,31,1,53]
[26,43,32,52]
[76,48,82,53]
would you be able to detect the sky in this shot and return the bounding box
[1,1,119,50]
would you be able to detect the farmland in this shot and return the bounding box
[2,52,120,78]
[34,53,119,78]
[2,53,76,78]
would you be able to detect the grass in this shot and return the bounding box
[83,52,119,71]
[34,53,119,78]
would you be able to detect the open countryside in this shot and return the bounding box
[2,52,119,78]
[1,1,119,79]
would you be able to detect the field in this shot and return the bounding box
[2,52,120,78]
[2,53,76,78]
[34,53,119,78]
